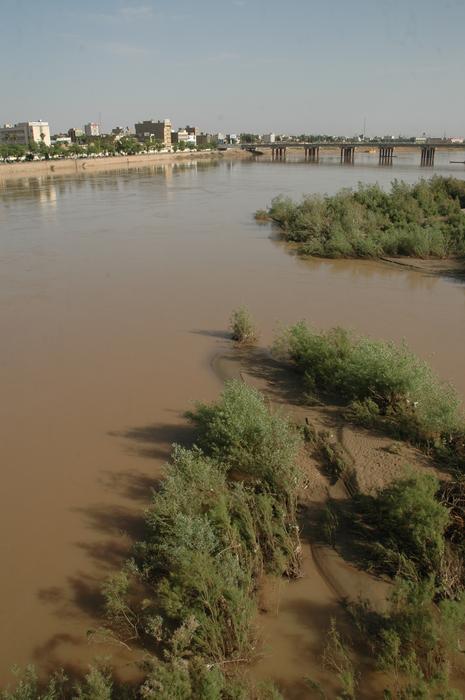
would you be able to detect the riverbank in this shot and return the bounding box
[0,148,252,180]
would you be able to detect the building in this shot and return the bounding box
[84,122,100,137]
[134,119,172,147]
[68,127,84,142]
[111,126,132,136]
[51,135,72,145]
[196,133,212,146]
[261,133,276,143]
[0,121,51,147]
[185,125,199,137]
[172,128,196,145]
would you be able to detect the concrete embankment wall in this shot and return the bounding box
[0,149,252,180]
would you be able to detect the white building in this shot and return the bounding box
[0,121,51,147]
[261,133,276,143]
[171,129,196,145]
[84,122,100,137]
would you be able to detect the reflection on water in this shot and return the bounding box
[273,239,445,293]
[0,156,464,683]
[0,159,221,205]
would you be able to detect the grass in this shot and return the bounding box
[259,176,465,259]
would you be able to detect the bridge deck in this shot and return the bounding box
[243,142,464,149]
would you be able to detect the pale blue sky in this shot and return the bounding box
[1,0,464,136]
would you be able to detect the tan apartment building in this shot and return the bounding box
[134,119,172,147]
[0,121,51,147]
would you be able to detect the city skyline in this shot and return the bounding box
[2,0,465,136]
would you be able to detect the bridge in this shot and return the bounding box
[241,141,465,166]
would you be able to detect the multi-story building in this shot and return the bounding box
[134,119,172,147]
[84,122,100,137]
[68,127,84,142]
[0,121,51,147]
[172,128,196,145]
[196,133,212,146]
[185,125,199,137]
[261,133,276,143]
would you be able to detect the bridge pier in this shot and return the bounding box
[272,146,286,161]
[379,146,394,165]
[420,146,435,167]
[340,146,355,164]
[304,146,319,163]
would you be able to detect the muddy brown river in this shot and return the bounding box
[0,153,464,687]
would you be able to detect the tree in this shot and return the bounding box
[240,133,259,144]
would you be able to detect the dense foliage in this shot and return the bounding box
[133,380,302,689]
[274,322,463,446]
[0,137,214,163]
[353,472,450,579]
[261,177,465,258]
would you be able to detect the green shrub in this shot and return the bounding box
[346,575,465,698]
[230,307,258,344]
[345,398,380,428]
[360,472,450,577]
[274,322,463,444]
[187,380,302,507]
[74,666,113,700]
[137,448,256,661]
[377,577,465,697]
[0,667,67,700]
[0,666,117,700]
[263,177,465,259]
[321,619,358,699]
[140,656,228,700]
[129,382,303,669]
[254,209,270,221]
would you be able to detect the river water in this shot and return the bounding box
[0,153,464,684]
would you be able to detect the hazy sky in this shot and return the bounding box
[2,0,464,136]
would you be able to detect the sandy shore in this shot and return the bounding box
[0,148,252,180]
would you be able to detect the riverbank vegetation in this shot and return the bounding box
[273,319,465,697]
[100,379,302,697]
[0,137,215,163]
[230,307,259,345]
[274,322,464,454]
[258,177,465,259]
[326,471,465,699]
[5,380,302,698]
[4,313,465,698]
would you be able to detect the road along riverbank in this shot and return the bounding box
[0,148,252,179]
